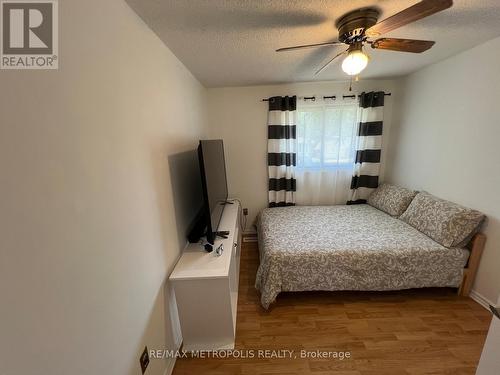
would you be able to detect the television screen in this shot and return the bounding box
[198,139,228,244]
[168,149,204,244]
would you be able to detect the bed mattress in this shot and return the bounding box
[255,205,469,309]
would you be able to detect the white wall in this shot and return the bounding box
[0,1,207,375]
[386,36,500,304]
[208,80,399,230]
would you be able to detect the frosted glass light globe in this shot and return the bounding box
[342,50,369,76]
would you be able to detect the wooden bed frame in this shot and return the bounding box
[458,233,486,297]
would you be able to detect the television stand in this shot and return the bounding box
[169,201,242,350]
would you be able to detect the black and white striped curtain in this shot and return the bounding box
[347,91,385,204]
[267,96,296,207]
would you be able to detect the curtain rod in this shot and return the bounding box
[261,92,391,102]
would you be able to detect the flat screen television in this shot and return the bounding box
[195,139,229,245]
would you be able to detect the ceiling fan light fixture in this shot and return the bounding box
[342,45,369,76]
[276,1,452,77]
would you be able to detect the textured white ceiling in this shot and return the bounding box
[126,0,500,87]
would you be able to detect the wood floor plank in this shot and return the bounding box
[173,242,491,375]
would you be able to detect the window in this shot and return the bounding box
[297,102,359,171]
[295,100,359,206]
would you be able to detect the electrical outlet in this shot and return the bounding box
[243,208,248,216]
[140,346,149,374]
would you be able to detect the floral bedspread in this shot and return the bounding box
[255,205,469,309]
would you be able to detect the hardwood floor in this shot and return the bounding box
[173,242,491,375]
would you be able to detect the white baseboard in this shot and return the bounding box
[470,289,494,311]
[242,236,257,243]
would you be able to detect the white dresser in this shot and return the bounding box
[169,201,242,351]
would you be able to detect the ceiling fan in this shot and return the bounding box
[276,0,453,76]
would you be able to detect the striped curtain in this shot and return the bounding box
[267,96,297,207]
[347,91,385,204]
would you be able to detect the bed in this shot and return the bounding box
[255,187,485,309]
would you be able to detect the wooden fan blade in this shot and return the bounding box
[366,0,453,37]
[315,49,348,75]
[370,38,435,53]
[276,41,343,52]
